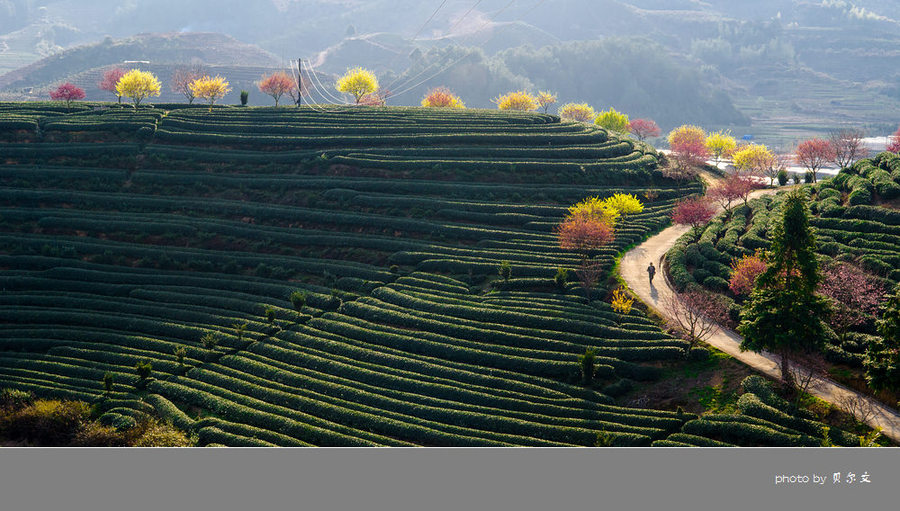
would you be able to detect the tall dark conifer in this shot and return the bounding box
[738,189,830,391]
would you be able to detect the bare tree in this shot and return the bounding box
[837,393,879,428]
[575,259,604,302]
[172,64,205,104]
[660,154,700,186]
[829,129,866,169]
[787,351,827,407]
[664,290,728,352]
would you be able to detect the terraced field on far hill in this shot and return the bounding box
[0,104,861,447]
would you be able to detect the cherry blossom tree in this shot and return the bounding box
[258,71,295,106]
[671,197,716,238]
[709,172,757,216]
[668,125,709,166]
[820,263,887,341]
[796,138,835,183]
[628,118,660,141]
[556,215,615,260]
[98,67,126,103]
[887,126,900,154]
[729,252,768,296]
[49,82,85,111]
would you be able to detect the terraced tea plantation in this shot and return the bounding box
[0,103,857,446]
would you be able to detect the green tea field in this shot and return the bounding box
[0,103,860,447]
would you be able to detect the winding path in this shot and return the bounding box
[619,198,900,443]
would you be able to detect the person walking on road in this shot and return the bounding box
[647,262,656,284]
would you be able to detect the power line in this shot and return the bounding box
[305,58,351,105]
[409,0,450,42]
[295,59,330,112]
[387,0,523,101]
[384,0,485,93]
[446,0,484,34]
[301,59,343,106]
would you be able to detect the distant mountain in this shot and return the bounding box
[0,32,280,93]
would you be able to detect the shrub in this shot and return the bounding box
[602,378,634,397]
[240,90,249,106]
[0,388,35,411]
[103,372,115,395]
[498,260,512,283]
[688,347,710,361]
[554,267,569,290]
[579,348,596,385]
[72,422,128,447]
[777,170,788,186]
[200,332,221,358]
[290,290,307,311]
[99,412,138,432]
[703,275,730,292]
[131,419,193,447]
[0,399,90,445]
[135,360,153,382]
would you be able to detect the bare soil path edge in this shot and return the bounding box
[619,190,900,443]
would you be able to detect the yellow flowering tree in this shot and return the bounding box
[115,69,161,108]
[558,103,597,123]
[494,91,538,111]
[189,75,231,112]
[705,130,737,167]
[733,143,778,183]
[611,288,634,314]
[602,193,644,215]
[567,196,621,227]
[594,108,630,133]
[536,91,557,113]
[336,67,379,104]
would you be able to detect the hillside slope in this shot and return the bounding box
[0,104,862,447]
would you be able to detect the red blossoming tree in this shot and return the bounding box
[671,197,716,238]
[887,126,900,154]
[628,118,660,141]
[98,67,126,103]
[258,71,295,107]
[668,125,709,165]
[709,172,758,216]
[49,82,85,111]
[729,252,768,296]
[358,89,390,106]
[796,138,834,183]
[820,263,887,341]
[556,215,615,260]
[421,87,464,108]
